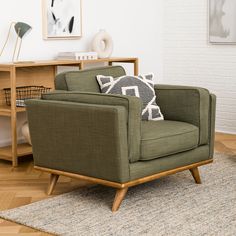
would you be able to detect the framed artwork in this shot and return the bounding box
[209,0,236,44]
[42,0,82,39]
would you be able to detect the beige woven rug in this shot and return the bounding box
[0,153,236,236]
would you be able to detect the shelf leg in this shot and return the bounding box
[79,62,84,70]
[10,67,18,167]
[53,65,57,78]
[134,58,139,76]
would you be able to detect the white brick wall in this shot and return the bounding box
[162,0,236,134]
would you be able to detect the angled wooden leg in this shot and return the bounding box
[47,174,59,195]
[112,187,128,212]
[189,167,201,184]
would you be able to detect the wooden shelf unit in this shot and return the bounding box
[0,143,32,160]
[0,58,139,167]
[0,105,26,116]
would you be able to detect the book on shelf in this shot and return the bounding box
[56,52,98,61]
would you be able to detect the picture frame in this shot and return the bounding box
[209,0,236,44]
[42,0,82,40]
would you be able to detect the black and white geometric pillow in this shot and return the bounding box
[96,74,164,121]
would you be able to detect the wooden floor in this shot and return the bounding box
[0,133,235,235]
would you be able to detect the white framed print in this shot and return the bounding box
[42,0,82,40]
[209,0,236,44]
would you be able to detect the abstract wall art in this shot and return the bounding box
[42,0,82,39]
[209,0,236,44]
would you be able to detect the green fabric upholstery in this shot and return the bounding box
[155,85,210,146]
[55,66,126,92]
[130,145,209,180]
[140,120,199,161]
[25,99,130,183]
[25,66,216,185]
[41,91,142,163]
[209,94,216,158]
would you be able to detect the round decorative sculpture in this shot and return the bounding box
[91,30,113,58]
[21,122,32,145]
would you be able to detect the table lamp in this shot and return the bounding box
[0,22,32,62]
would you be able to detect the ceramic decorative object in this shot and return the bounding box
[21,122,32,145]
[91,30,113,58]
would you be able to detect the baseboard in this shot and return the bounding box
[216,130,236,135]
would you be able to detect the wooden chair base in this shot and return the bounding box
[38,159,212,211]
[47,174,59,195]
[112,188,128,212]
[189,167,202,184]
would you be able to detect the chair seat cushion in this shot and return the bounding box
[140,120,199,161]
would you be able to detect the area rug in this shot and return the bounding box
[0,153,235,236]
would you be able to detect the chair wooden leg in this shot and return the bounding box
[189,167,201,184]
[112,187,128,212]
[47,174,59,195]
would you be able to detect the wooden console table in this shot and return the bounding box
[0,57,139,167]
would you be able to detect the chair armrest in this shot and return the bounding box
[26,100,130,183]
[155,84,212,146]
[41,91,142,163]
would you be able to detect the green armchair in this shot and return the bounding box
[26,66,216,212]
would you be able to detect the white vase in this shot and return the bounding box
[91,30,113,58]
[21,122,32,145]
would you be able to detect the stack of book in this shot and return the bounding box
[56,52,98,61]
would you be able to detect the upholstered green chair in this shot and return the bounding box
[26,66,216,212]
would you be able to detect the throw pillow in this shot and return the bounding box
[96,74,164,121]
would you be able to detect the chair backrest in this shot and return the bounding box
[55,66,126,92]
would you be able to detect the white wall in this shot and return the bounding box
[162,0,236,134]
[0,0,163,146]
